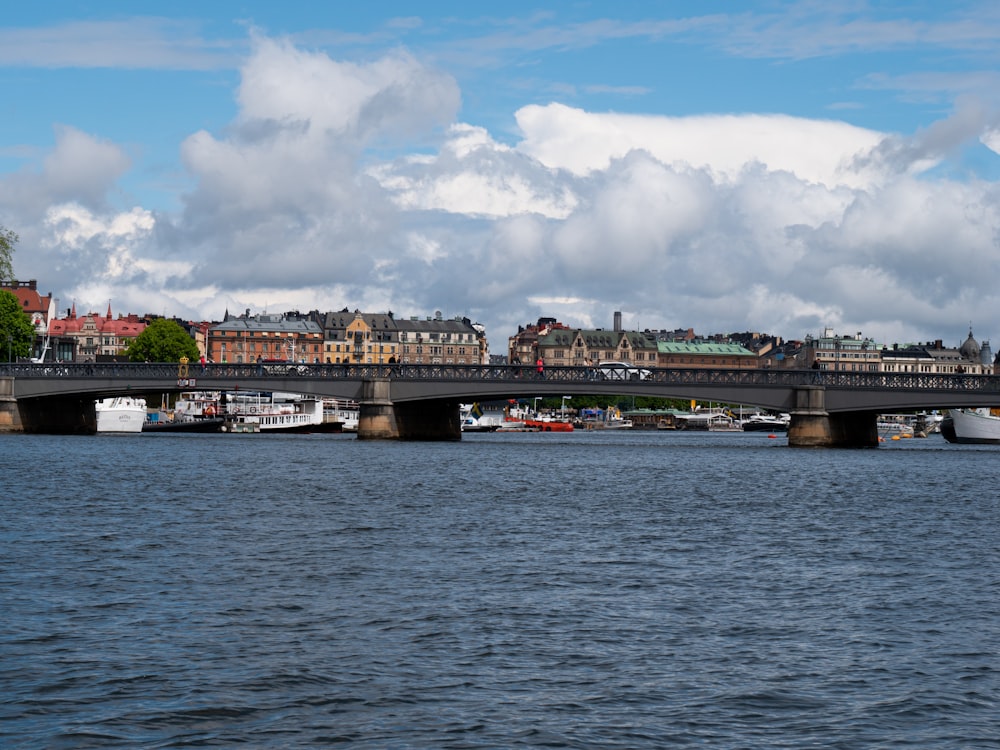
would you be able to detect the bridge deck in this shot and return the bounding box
[6,362,1000,413]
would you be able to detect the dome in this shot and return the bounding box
[959,328,980,360]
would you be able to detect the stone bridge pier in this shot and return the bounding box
[788,385,878,448]
[357,379,461,440]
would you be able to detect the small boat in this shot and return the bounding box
[578,406,632,430]
[460,403,504,432]
[940,408,1000,444]
[324,398,360,432]
[523,418,574,432]
[676,407,740,431]
[95,396,147,433]
[494,403,571,432]
[143,391,225,432]
[877,414,915,437]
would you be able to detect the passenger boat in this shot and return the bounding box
[221,392,332,433]
[95,396,147,433]
[940,408,1000,444]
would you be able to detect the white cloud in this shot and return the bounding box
[5,34,1000,350]
[373,124,579,219]
[513,103,888,188]
[982,127,1000,155]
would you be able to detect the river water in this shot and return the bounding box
[2,430,997,748]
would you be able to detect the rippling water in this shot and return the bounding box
[2,430,998,748]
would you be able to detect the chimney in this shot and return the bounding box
[614,311,622,332]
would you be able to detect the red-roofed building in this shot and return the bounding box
[48,302,147,362]
[0,279,52,333]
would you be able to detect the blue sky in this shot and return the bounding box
[2,1,1000,349]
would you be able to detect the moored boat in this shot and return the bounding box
[741,412,790,432]
[676,407,740,431]
[460,403,504,432]
[221,392,332,433]
[523,418,574,432]
[324,398,360,432]
[96,396,147,433]
[578,406,632,430]
[143,391,224,432]
[940,408,1000,444]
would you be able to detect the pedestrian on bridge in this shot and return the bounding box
[536,357,544,379]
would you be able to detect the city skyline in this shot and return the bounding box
[2,2,1000,349]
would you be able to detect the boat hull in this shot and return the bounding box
[742,419,788,432]
[143,417,225,433]
[523,420,573,432]
[95,397,147,433]
[941,409,1000,444]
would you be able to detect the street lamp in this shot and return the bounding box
[533,396,541,417]
[7,334,11,363]
[561,395,570,421]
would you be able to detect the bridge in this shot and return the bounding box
[4,362,1000,445]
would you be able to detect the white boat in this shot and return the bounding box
[578,406,633,430]
[676,407,740,431]
[877,414,915,436]
[940,408,1000,444]
[221,392,330,433]
[741,412,790,432]
[324,398,360,432]
[95,396,147,433]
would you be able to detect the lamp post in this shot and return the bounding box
[533,396,541,417]
[561,395,570,421]
[6,334,11,363]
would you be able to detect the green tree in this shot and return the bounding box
[0,290,35,361]
[0,225,17,280]
[125,318,200,362]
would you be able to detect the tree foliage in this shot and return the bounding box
[0,225,17,281]
[124,318,200,362]
[0,290,35,361]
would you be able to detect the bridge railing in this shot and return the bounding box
[3,362,1000,392]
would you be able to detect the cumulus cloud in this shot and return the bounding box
[4,34,1000,350]
[512,103,888,188]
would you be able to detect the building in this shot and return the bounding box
[1,279,60,361]
[395,314,486,365]
[798,329,881,372]
[881,331,986,375]
[511,315,757,369]
[47,303,146,362]
[208,310,323,363]
[311,309,400,364]
[1,279,52,331]
[510,314,660,367]
[310,309,486,365]
[656,340,756,368]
